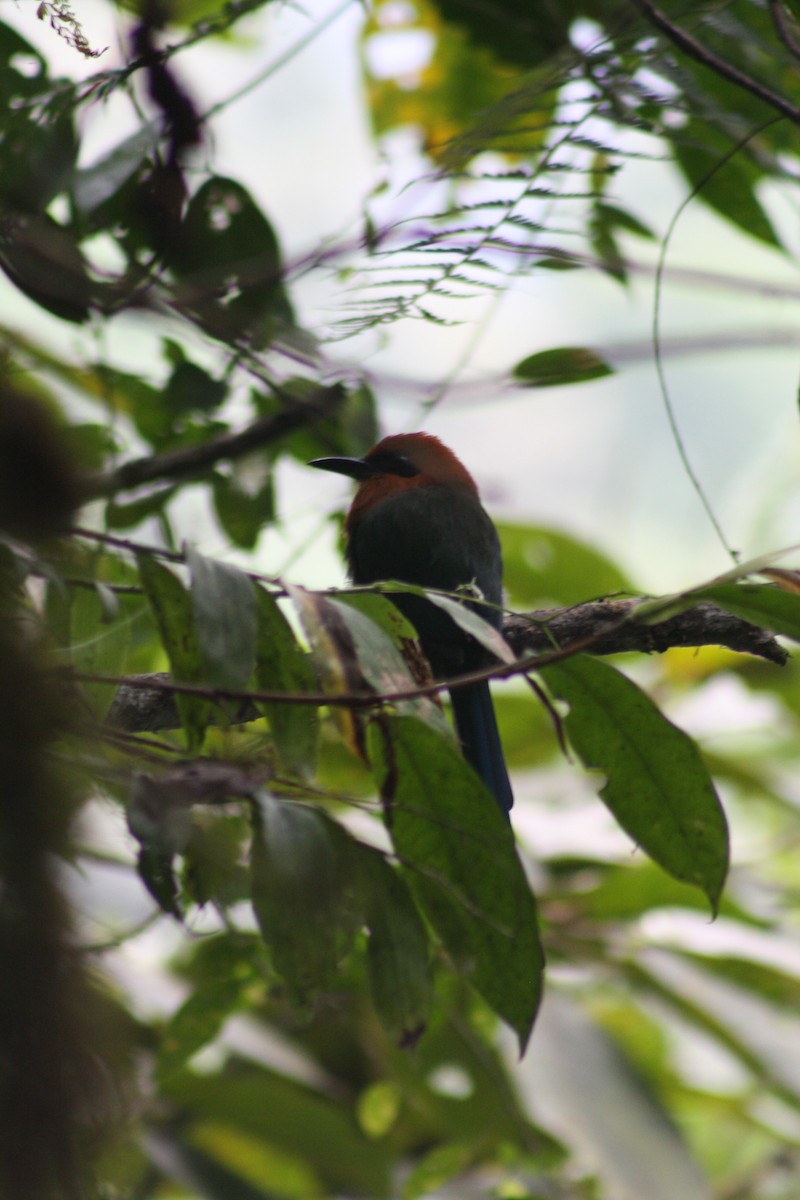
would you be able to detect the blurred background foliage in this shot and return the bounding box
[4,1,800,1198]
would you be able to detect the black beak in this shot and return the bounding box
[308,456,376,480]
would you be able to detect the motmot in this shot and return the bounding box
[310,432,513,814]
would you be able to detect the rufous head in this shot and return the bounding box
[309,433,478,531]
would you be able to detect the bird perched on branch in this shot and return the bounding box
[310,432,513,815]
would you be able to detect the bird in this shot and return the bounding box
[310,432,513,815]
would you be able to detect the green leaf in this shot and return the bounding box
[186,544,257,692]
[332,592,450,730]
[498,522,632,607]
[367,715,543,1052]
[162,1066,391,1197]
[165,360,227,415]
[402,1142,478,1200]
[137,845,181,916]
[137,554,209,750]
[69,581,131,718]
[513,347,614,388]
[253,587,319,778]
[157,976,248,1081]
[0,212,92,324]
[106,486,178,530]
[674,123,781,249]
[183,810,252,908]
[696,582,800,643]
[540,655,728,912]
[250,795,362,998]
[425,591,515,663]
[360,848,433,1046]
[170,177,293,347]
[278,380,378,465]
[212,469,274,550]
[72,121,160,216]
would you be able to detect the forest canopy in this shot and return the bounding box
[3,1,800,1198]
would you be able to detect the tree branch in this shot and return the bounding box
[632,0,800,124]
[103,597,788,732]
[85,382,346,498]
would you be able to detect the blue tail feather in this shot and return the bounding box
[450,681,513,816]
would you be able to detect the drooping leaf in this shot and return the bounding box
[540,654,728,912]
[137,554,209,750]
[368,714,544,1052]
[513,347,614,388]
[127,771,194,918]
[333,592,450,730]
[287,584,370,757]
[425,591,515,663]
[185,544,257,692]
[250,795,362,998]
[253,586,319,778]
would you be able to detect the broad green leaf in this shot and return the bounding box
[186,544,257,692]
[367,715,543,1052]
[697,582,800,643]
[250,795,362,997]
[513,347,613,388]
[137,554,209,750]
[540,655,728,912]
[253,587,319,778]
[497,522,632,607]
[360,848,433,1046]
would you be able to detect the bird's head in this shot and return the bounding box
[309,432,478,531]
